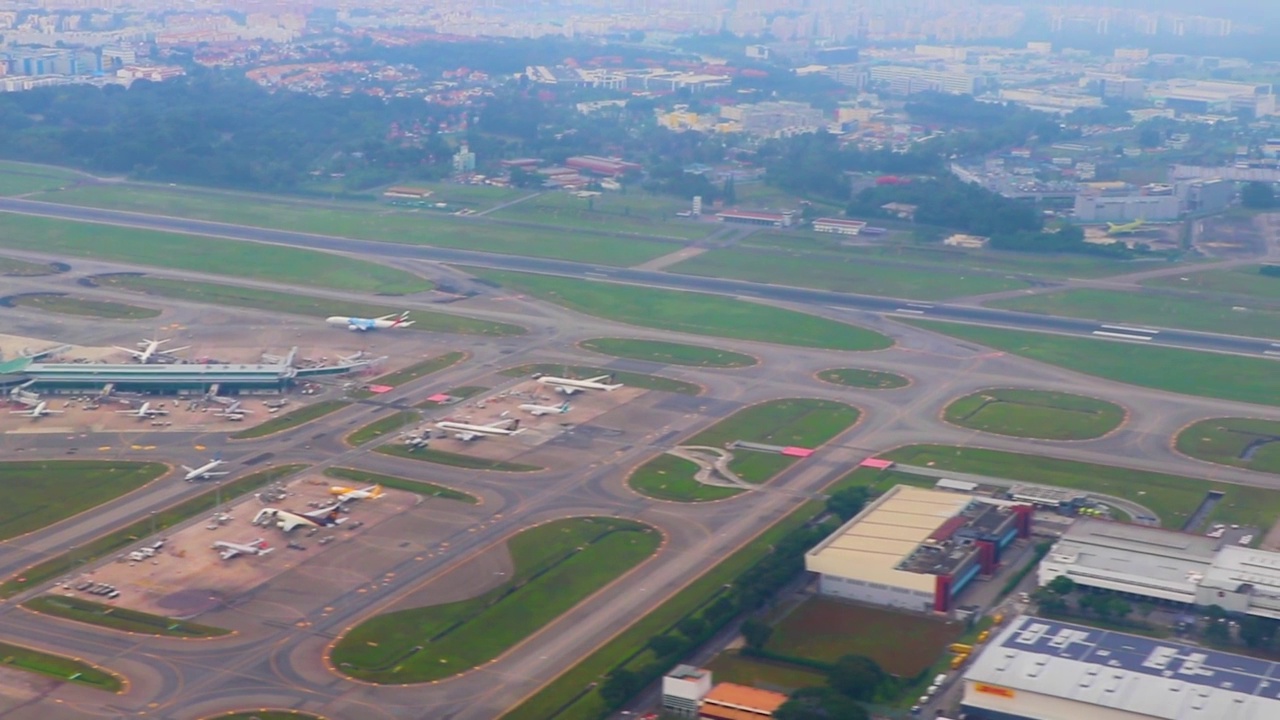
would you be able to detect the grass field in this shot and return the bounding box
[0,255,62,276]
[500,363,701,395]
[230,400,350,440]
[323,467,477,504]
[705,651,826,693]
[97,275,520,336]
[0,464,306,599]
[864,445,1280,531]
[489,191,709,240]
[375,444,542,472]
[579,338,756,368]
[816,367,910,390]
[1176,418,1280,474]
[905,320,1280,407]
[1146,265,1280,301]
[943,388,1125,440]
[629,399,859,501]
[332,517,659,683]
[498,502,823,720]
[989,289,1280,340]
[43,184,678,266]
[627,454,745,503]
[0,639,122,692]
[670,247,1031,301]
[345,411,419,446]
[0,160,83,196]
[0,461,165,542]
[0,214,430,294]
[470,269,892,351]
[23,595,229,637]
[6,293,160,320]
[744,235,1158,280]
[768,596,963,676]
[687,399,860,482]
[356,352,467,392]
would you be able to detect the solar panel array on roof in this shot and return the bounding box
[964,615,1280,719]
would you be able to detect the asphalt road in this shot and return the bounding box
[1,197,1278,357]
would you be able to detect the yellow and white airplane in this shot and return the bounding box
[1105,219,1147,235]
[328,484,383,501]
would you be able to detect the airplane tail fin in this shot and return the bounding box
[560,402,570,412]
[370,485,384,499]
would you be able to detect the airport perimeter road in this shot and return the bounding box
[1,197,1278,357]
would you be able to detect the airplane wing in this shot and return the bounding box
[275,515,309,532]
[375,313,397,321]
[455,431,479,441]
[586,375,613,383]
[219,547,241,560]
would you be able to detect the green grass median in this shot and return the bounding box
[579,338,756,368]
[97,275,521,335]
[1177,418,1280,474]
[499,503,822,720]
[904,319,1280,407]
[943,388,1125,440]
[332,517,660,683]
[323,467,477,504]
[816,367,909,390]
[0,640,122,692]
[375,444,542,472]
[7,292,159,319]
[468,268,892,351]
[0,213,430,293]
[345,411,419,446]
[0,461,166,542]
[23,595,229,637]
[230,400,349,440]
[0,464,307,599]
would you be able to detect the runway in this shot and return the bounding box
[0,196,1276,357]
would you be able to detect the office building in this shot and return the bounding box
[662,665,712,718]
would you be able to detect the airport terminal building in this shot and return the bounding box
[1039,519,1280,620]
[962,615,1280,720]
[804,485,1032,613]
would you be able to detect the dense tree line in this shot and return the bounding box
[756,132,940,202]
[0,71,451,191]
[905,92,1071,155]
[847,176,1043,237]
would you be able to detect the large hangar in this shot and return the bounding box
[962,615,1280,720]
[1039,519,1280,620]
[804,485,1032,613]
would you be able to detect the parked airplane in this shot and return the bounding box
[117,402,168,419]
[535,373,623,394]
[9,400,62,418]
[213,401,252,417]
[325,311,414,331]
[182,457,229,482]
[435,417,523,441]
[113,337,189,364]
[329,484,384,501]
[1106,219,1148,235]
[212,538,273,560]
[519,400,571,416]
[252,503,347,533]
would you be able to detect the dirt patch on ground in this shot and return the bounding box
[767,597,963,677]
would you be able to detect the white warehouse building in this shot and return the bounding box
[962,615,1280,720]
[1039,519,1280,620]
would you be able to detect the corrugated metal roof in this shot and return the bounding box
[805,486,972,593]
[964,616,1280,719]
